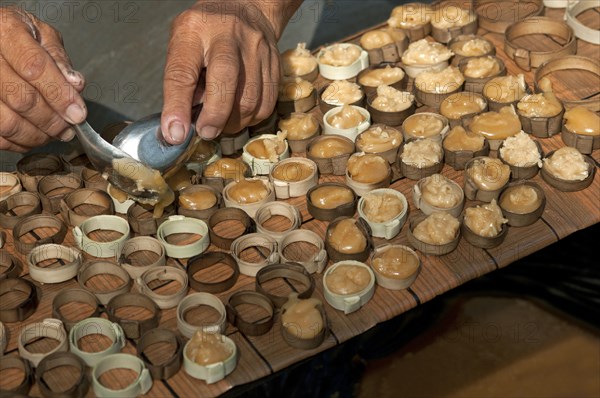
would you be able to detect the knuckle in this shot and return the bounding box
[238,101,255,118]
[200,104,228,125]
[210,46,239,68]
[0,112,20,139]
[10,89,38,114]
[174,9,199,29]
[44,43,67,60]
[18,48,48,81]
[164,62,199,88]
[201,104,222,118]
[207,55,239,82]
[41,115,68,137]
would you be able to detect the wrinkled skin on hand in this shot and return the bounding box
[0,6,86,152]
[161,0,302,144]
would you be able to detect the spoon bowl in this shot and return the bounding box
[112,112,195,173]
[73,106,200,201]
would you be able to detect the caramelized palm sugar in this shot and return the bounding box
[327,219,367,254]
[326,264,371,294]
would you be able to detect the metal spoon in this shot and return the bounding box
[73,106,200,201]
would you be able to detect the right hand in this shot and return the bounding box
[160,1,300,143]
[0,6,87,152]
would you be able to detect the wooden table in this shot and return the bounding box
[1,5,598,398]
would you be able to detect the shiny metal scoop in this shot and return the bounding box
[73,107,199,201]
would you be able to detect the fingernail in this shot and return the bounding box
[65,103,86,124]
[168,121,186,143]
[66,70,84,85]
[59,127,76,142]
[199,126,219,140]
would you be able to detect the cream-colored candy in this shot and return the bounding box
[401,39,453,65]
[281,295,323,339]
[464,199,508,238]
[518,93,563,118]
[278,77,314,101]
[440,92,486,119]
[246,133,287,162]
[470,106,522,140]
[322,80,363,106]
[412,212,460,245]
[401,139,443,168]
[190,140,217,162]
[203,158,249,181]
[450,38,493,57]
[356,126,403,153]
[166,167,193,192]
[360,29,395,50]
[362,193,404,223]
[388,3,432,29]
[500,131,542,168]
[186,332,233,365]
[327,219,367,254]
[463,56,501,79]
[359,66,405,87]
[272,162,314,182]
[326,264,371,294]
[108,184,128,204]
[319,44,362,67]
[403,114,445,139]
[309,137,354,158]
[372,246,419,279]
[543,147,589,181]
[310,186,354,209]
[281,43,318,77]
[563,106,600,136]
[347,154,389,184]
[327,105,366,129]
[420,174,462,208]
[179,190,217,210]
[443,126,485,152]
[483,74,527,103]
[431,5,476,29]
[228,180,269,204]
[112,157,174,218]
[518,77,561,118]
[415,66,464,94]
[467,157,510,191]
[500,185,542,214]
[371,85,414,112]
[279,113,319,140]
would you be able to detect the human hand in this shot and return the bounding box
[0,6,87,152]
[161,0,302,144]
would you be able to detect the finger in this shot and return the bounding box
[196,38,240,140]
[0,101,50,149]
[0,57,69,138]
[0,21,87,125]
[251,46,278,125]
[161,11,205,145]
[224,55,262,133]
[0,137,30,153]
[58,127,76,142]
[36,23,85,91]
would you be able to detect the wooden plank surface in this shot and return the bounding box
[0,5,598,398]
